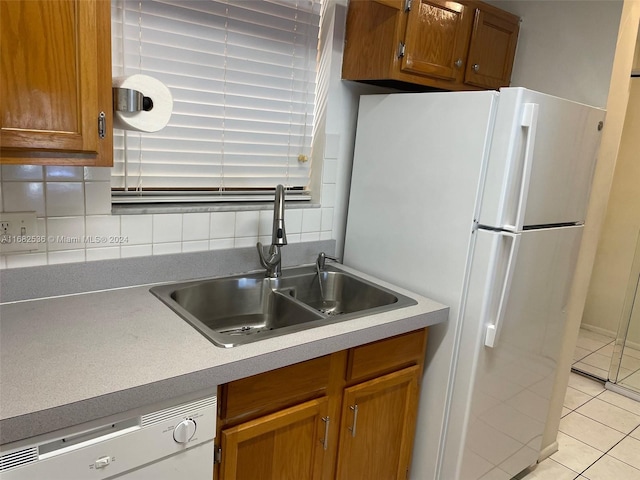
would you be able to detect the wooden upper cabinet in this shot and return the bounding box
[401,0,473,83]
[342,0,520,91]
[464,6,520,89]
[0,0,113,166]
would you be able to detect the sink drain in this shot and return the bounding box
[315,301,344,316]
[219,326,264,335]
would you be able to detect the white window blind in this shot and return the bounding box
[111,0,321,201]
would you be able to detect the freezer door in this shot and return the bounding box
[440,225,583,480]
[479,88,605,230]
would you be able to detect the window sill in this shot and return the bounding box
[112,201,319,215]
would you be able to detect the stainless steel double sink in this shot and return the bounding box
[150,265,416,348]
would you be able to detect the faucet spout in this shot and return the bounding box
[272,184,287,246]
[257,184,287,278]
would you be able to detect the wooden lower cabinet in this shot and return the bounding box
[220,397,329,480]
[216,329,428,480]
[335,366,420,480]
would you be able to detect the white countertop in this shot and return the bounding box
[0,264,448,446]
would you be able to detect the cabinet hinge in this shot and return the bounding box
[214,446,222,464]
[98,112,106,139]
[398,42,406,58]
[404,0,412,11]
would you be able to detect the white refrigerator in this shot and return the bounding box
[343,88,605,480]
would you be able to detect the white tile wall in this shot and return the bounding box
[152,213,182,243]
[121,214,152,244]
[2,165,44,181]
[183,213,210,241]
[285,210,303,234]
[0,160,339,269]
[45,166,83,181]
[3,181,45,215]
[85,182,112,215]
[301,209,322,233]
[235,211,260,239]
[210,211,236,239]
[121,244,152,258]
[46,182,85,216]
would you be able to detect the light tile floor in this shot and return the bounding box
[517,372,640,480]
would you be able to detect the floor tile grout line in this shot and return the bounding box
[537,338,640,479]
[567,385,606,398]
[579,352,613,372]
[587,432,640,474]
[559,370,640,476]
[616,365,640,382]
[554,429,607,472]
[568,409,640,436]
[557,420,640,476]
[594,390,640,416]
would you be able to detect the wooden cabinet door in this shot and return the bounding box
[401,0,473,82]
[220,397,329,480]
[335,366,420,480]
[464,7,519,89]
[0,0,112,165]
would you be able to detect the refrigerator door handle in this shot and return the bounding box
[506,103,539,232]
[485,231,521,348]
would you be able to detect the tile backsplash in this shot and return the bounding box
[0,163,338,270]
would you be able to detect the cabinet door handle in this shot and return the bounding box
[348,405,358,438]
[98,112,106,139]
[321,416,330,450]
[472,63,480,72]
[454,58,463,68]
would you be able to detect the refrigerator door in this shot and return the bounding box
[344,90,498,480]
[479,88,605,230]
[440,225,583,480]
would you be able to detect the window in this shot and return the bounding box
[111,0,321,203]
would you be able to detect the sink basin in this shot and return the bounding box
[169,277,324,336]
[277,270,400,316]
[150,265,416,348]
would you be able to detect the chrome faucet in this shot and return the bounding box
[316,252,340,272]
[257,184,288,277]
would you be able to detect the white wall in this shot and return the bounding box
[583,76,640,338]
[491,0,622,108]
[582,30,640,343]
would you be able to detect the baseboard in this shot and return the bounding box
[538,440,558,462]
[580,323,617,340]
[622,338,640,351]
[580,324,640,351]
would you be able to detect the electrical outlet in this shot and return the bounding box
[0,212,39,254]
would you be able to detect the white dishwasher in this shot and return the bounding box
[0,395,216,480]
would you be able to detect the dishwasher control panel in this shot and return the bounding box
[0,395,217,480]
